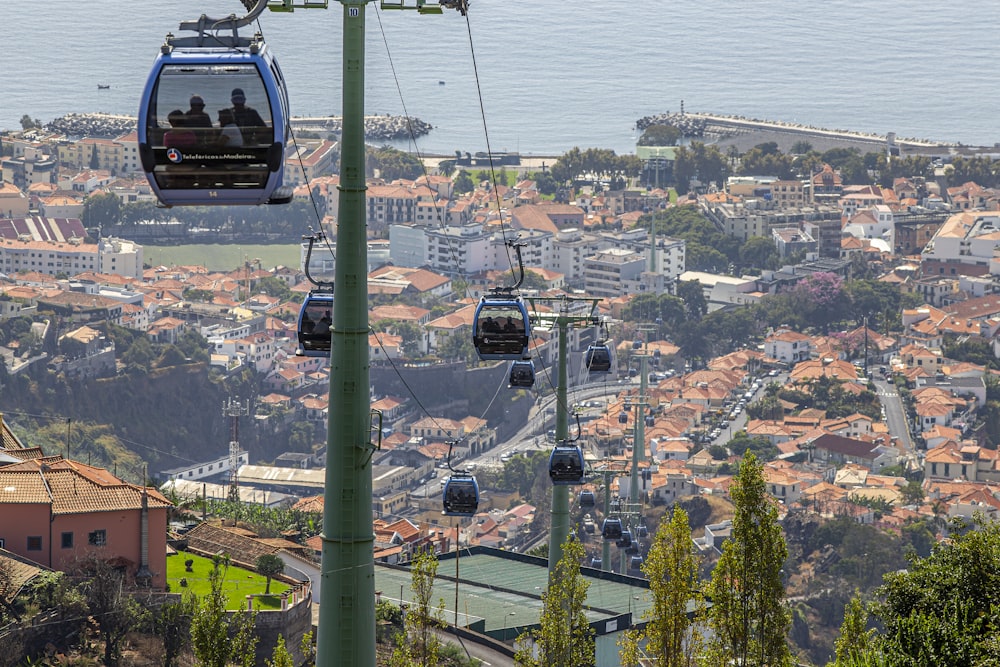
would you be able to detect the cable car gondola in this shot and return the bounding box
[473,295,530,360]
[585,343,612,373]
[629,555,644,570]
[625,541,639,555]
[578,490,596,508]
[296,291,334,357]
[472,240,531,360]
[636,524,649,539]
[548,445,585,486]
[508,359,535,387]
[616,529,633,549]
[618,411,629,424]
[645,414,655,427]
[138,6,291,207]
[296,234,334,357]
[442,475,480,517]
[601,517,623,541]
[590,556,603,568]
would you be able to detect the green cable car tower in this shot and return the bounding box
[268,1,469,665]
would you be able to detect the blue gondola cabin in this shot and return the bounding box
[138,35,291,206]
[473,298,530,360]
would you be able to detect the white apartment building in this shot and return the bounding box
[98,237,143,279]
[583,248,645,298]
[0,236,143,279]
[425,223,494,275]
[923,211,1000,277]
[489,228,551,272]
[843,204,895,250]
[551,228,604,284]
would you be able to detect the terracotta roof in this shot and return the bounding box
[184,521,282,566]
[0,456,171,515]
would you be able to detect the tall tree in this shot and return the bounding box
[515,537,594,667]
[705,452,791,667]
[391,549,445,667]
[619,506,703,667]
[255,553,284,595]
[190,555,259,667]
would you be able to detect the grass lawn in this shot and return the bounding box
[167,551,291,610]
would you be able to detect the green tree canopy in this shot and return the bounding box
[255,554,284,595]
[515,536,594,667]
[705,453,791,667]
[369,145,424,181]
[638,124,681,146]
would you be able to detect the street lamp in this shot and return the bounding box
[502,610,516,639]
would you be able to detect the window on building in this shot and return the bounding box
[89,530,107,546]
[27,536,42,551]
[61,532,74,549]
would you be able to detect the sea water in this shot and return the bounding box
[4,0,999,155]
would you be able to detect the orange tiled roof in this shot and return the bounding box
[0,456,171,514]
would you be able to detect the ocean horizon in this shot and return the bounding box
[5,1,999,155]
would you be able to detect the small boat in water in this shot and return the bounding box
[97,84,110,90]
[438,80,445,85]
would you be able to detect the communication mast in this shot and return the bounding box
[223,399,250,503]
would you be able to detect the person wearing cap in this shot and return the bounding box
[186,95,213,128]
[228,88,266,144]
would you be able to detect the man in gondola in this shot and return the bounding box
[228,88,267,145]
[186,95,213,128]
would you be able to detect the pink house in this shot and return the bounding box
[0,455,171,589]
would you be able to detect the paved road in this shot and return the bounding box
[873,376,917,455]
[435,628,517,667]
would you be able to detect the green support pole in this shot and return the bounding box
[601,469,611,571]
[317,1,374,665]
[547,319,570,579]
[629,355,647,504]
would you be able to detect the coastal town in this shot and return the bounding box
[2,109,1000,665]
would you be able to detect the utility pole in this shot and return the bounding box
[527,296,602,579]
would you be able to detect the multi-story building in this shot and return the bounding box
[551,227,603,284]
[764,328,813,364]
[0,182,30,219]
[1,146,57,190]
[922,211,1000,278]
[98,237,143,278]
[583,247,645,298]
[366,184,417,230]
[0,448,171,589]
[425,223,494,275]
[56,137,126,175]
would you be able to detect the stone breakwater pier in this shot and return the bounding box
[635,111,954,155]
[41,112,430,141]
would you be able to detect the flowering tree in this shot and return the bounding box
[790,272,848,333]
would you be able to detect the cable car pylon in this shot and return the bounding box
[525,294,603,580]
[303,3,469,666]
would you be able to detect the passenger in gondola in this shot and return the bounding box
[163,110,197,149]
[503,316,518,333]
[315,311,332,335]
[482,316,501,333]
[216,108,244,148]
[229,88,267,144]
[301,311,316,334]
[186,95,213,128]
